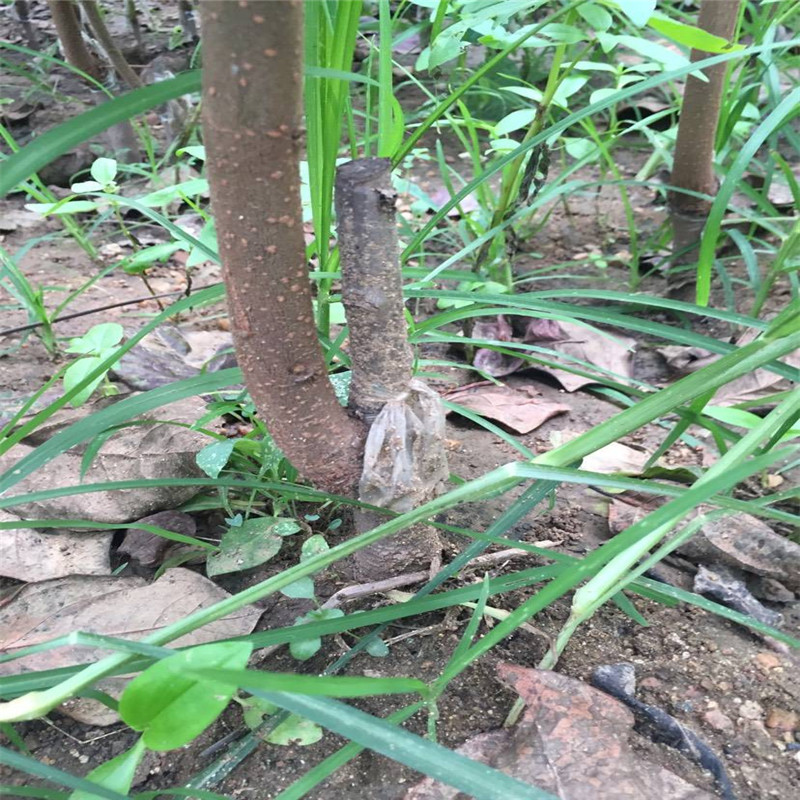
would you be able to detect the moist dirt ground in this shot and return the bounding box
[1,3,798,800]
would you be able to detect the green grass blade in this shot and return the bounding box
[0,72,201,197]
[0,366,238,495]
[0,748,129,800]
[189,668,426,698]
[696,86,800,304]
[245,691,556,799]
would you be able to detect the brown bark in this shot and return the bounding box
[81,0,143,88]
[669,0,741,283]
[335,159,414,423]
[47,0,101,79]
[336,158,446,580]
[200,0,365,495]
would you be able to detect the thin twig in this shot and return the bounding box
[0,283,220,338]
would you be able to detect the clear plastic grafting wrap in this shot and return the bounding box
[358,380,449,513]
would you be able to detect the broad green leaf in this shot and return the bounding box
[90,158,118,186]
[273,519,302,537]
[647,16,743,53]
[328,301,347,324]
[537,23,585,43]
[63,357,106,407]
[71,180,105,193]
[118,641,252,751]
[290,636,321,662]
[612,34,689,71]
[564,137,598,160]
[137,178,209,207]
[1,71,201,197]
[301,534,329,561]
[612,0,656,27]
[290,608,344,661]
[178,145,206,160]
[552,76,589,108]
[281,577,316,599]
[186,220,217,268]
[428,29,466,69]
[120,242,183,274]
[24,200,99,215]
[577,2,613,32]
[366,638,390,658]
[266,715,323,746]
[69,738,145,800]
[69,323,124,354]
[206,516,288,576]
[495,108,536,137]
[195,438,236,479]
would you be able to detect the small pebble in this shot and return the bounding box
[739,700,764,720]
[765,708,798,732]
[754,652,782,670]
[704,708,735,733]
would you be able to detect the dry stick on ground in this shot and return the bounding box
[200,0,365,495]
[47,0,101,78]
[336,158,448,580]
[80,0,143,89]
[668,0,741,296]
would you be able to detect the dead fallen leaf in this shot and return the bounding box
[406,664,714,799]
[658,331,800,406]
[524,319,636,391]
[426,185,480,217]
[472,317,636,390]
[444,383,569,434]
[552,431,649,475]
[0,510,112,581]
[472,316,523,377]
[0,568,262,675]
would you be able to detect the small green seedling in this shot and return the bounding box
[71,156,118,194]
[63,322,124,406]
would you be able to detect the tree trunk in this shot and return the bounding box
[336,159,415,423]
[336,159,447,580]
[48,0,101,79]
[668,0,741,295]
[200,0,365,496]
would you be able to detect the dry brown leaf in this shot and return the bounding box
[445,384,569,434]
[552,431,649,474]
[406,665,713,799]
[0,511,112,581]
[0,568,262,675]
[523,319,636,392]
[658,333,800,406]
[472,317,636,390]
